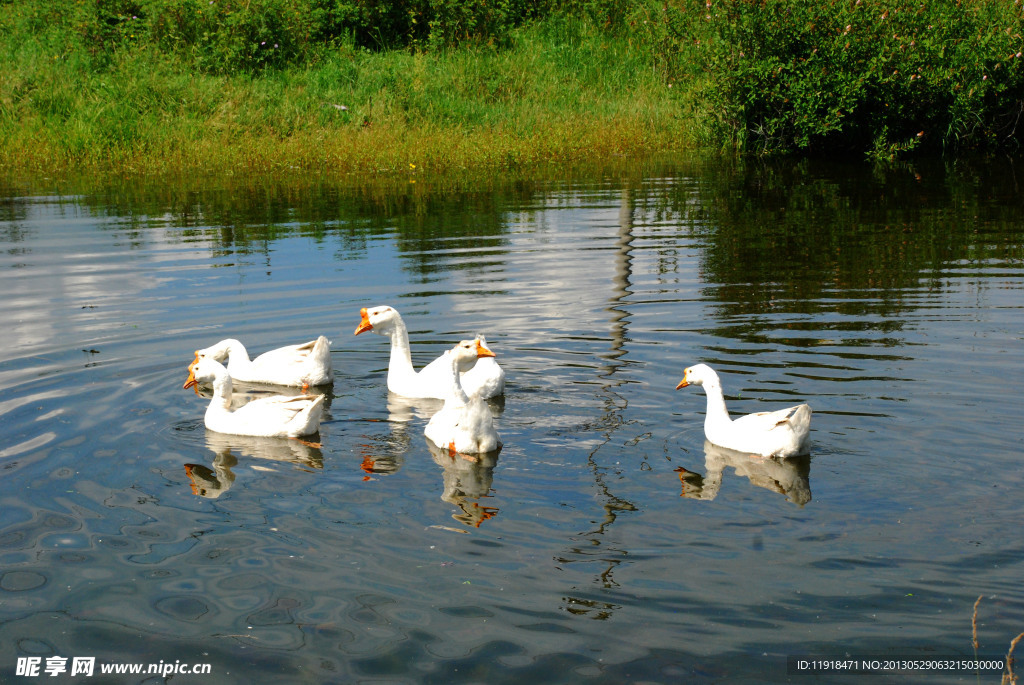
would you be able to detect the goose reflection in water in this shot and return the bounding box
[385,391,505,425]
[355,441,405,480]
[349,397,426,479]
[676,440,811,506]
[385,393,443,424]
[426,440,501,528]
[184,432,324,498]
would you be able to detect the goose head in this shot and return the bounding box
[184,353,202,392]
[675,363,720,390]
[354,305,400,336]
[450,338,496,372]
[194,339,240,363]
[184,354,228,391]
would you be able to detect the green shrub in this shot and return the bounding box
[338,0,554,51]
[2,0,566,73]
[141,0,348,72]
[663,0,1024,158]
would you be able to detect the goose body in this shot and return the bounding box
[184,356,325,437]
[354,306,504,400]
[424,339,502,455]
[675,363,811,457]
[196,336,333,387]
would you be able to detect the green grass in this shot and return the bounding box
[0,6,692,179]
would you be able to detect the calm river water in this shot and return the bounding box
[1,158,1022,683]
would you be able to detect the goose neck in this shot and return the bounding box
[384,319,416,378]
[222,340,252,371]
[700,382,731,427]
[446,354,471,406]
[211,373,234,410]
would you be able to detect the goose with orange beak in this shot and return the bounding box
[193,336,332,389]
[675,363,811,458]
[183,355,325,438]
[354,305,504,400]
[424,339,502,455]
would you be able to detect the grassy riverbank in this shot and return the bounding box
[2,0,1022,180]
[0,5,693,179]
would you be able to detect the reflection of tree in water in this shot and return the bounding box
[1,193,43,260]
[559,188,639,618]
[58,161,718,285]
[23,156,1024,289]
[0,204,30,239]
[72,174,538,276]
[671,158,1024,335]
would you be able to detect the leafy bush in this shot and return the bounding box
[144,0,351,71]
[328,0,557,51]
[8,0,565,73]
[662,0,1024,158]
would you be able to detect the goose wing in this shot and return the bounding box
[732,404,807,434]
[233,394,320,424]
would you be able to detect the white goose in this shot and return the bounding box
[675,363,812,457]
[184,356,325,438]
[459,334,505,400]
[353,306,504,400]
[195,336,333,388]
[425,339,502,455]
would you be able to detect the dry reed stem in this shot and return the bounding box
[1005,632,1024,685]
[973,594,983,651]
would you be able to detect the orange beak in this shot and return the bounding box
[183,352,199,391]
[354,307,373,335]
[675,377,689,390]
[475,339,496,358]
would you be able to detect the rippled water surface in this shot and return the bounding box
[1,159,1022,683]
